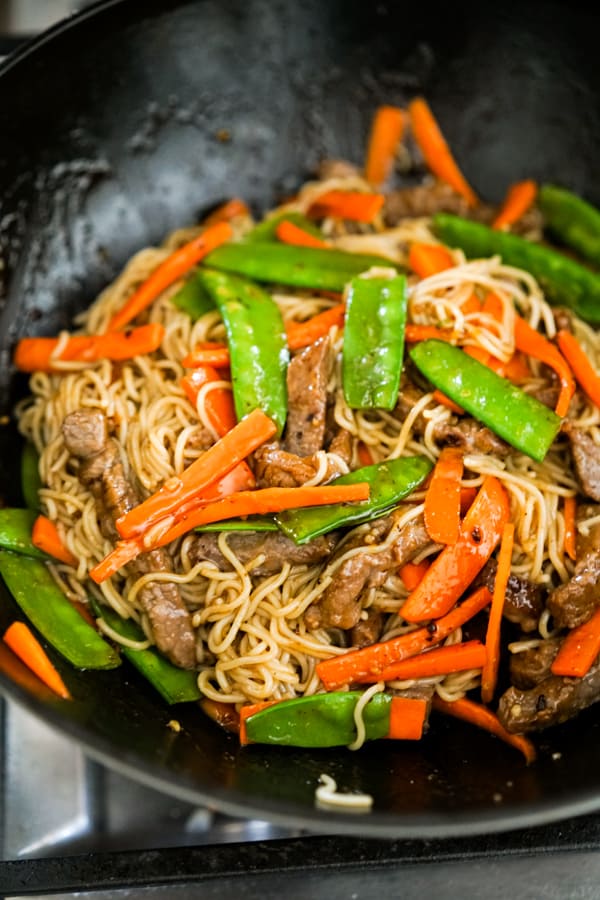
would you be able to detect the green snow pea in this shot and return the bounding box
[538,183,600,268]
[21,442,42,511]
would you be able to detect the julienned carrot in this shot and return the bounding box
[387,696,428,740]
[460,486,478,515]
[108,221,233,331]
[181,342,231,368]
[563,495,577,562]
[115,408,277,540]
[285,304,346,350]
[91,483,371,584]
[3,621,71,700]
[355,640,487,684]
[316,585,492,690]
[203,198,250,226]
[556,329,600,409]
[492,180,538,230]
[431,696,536,764]
[401,476,510,623]
[408,97,479,207]
[404,325,457,344]
[461,293,483,315]
[550,605,600,678]
[308,190,385,224]
[31,515,78,567]
[408,242,455,279]
[514,315,575,418]
[14,323,165,374]
[481,522,515,704]
[424,447,464,545]
[357,441,375,468]
[276,220,330,249]
[399,559,430,591]
[364,105,406,188]
[432,389,464,414]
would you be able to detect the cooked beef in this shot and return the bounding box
[547,516,600,630]
[563,423,600,501]
[199,698,240,734]
[384,179,494,226]
[553,307,575,335]
[351,608,385,648]
[529,383,560,410]
[509,638,562,690]
[189,530,337,578]
[475,558,545,632]
[316,158,361,181]
[252,442,343,488]
[284,336,330,457]
[62,409,196,669]
[432,419,511,457]
[497,659,600,733]
[184,426,216,455]
[327,428,354,466]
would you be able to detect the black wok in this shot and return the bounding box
[0,0,599,839]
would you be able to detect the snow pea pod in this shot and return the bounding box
[196,268,289,436]
[276,456,432,544]
[538,183,600,268]
[433,212,600,323]
[410,339,561,462]
[170,272,216,320]
[21,442,42,511]
[0,508,47,559]
[0,550,120,669]
[342,273,407,410]
[195,515,278,533]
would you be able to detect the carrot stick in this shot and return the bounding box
[431,695,536,763]
[316,585,492,690]
[386,696,428,740]
[401,476,510,623]
[481,522,515,704]
[556,329,600,410]
[460,486,478,515]
[404,325,457,344]
[514,315,575,418]
[91,482,371,583]
[31,515,78,567]
[550,606,600,678]
[364,105,406,188]
[275,220,330,249]
[286,303,346,350]
[3,621,71,700]
[460,293,483,316]
[355,640,487,684]
[408,97,479,207]
[14,323,165,374]
[203,198,250,226]
[307,190,385,224]
[115,408,277,540]
[108,221,233,331]
[563,495,577,562]
[181,342,231,368]
[481,291,504,322]
[424,448,464,545]
[492,179,538,230]
[357,441,374,468]
[399,559,431,591]
[432,389,464,414]
[408,242,455,279]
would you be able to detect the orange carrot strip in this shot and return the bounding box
[481,522,515,703]
[492,180,538,230]
[551,606,600,678]
[563,495,577,562]
[108,221,233,331]
[514,316,575,418]
[481,291,504,322]
[364,105,406,188]
[3,621,71,700]
[399,559,431,592]
[464,344,493,367]
[408,97,479,207]
[432,696,536,763]
[115,408,276,540]
[408,242,455,279]
[31,515,78,567]
[404,325,457,344]
[308,190,385,224]
[386,696,427,740]
[239,700,280,746]
[181,342,231,369]
[316,585,492,691]
[424,447,464,545]
[496,351,531,381]
[286,303,346,351]
[357,640,487,684]
[401,476,510,623]
[14,323,165,374]
[556,329,600,410]
[460,486,478,515]
[203,197,250,226]
[460,293,483,316]
[357,441,374,468]
[432,389,464,414]
[275,220,330,249]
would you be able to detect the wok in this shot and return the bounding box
[0,0,599,840]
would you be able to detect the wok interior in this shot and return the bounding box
[1,0,600,835]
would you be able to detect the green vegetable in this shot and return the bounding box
[276,457,432,544]
[21,442,42,511]
[204,241,399,292]
[196,268,289,436]
[0,508,47,559]
[195,515,278,533]
[244,691,391,747]
[90,600,201,704]
[410,339,561,462]
[538,183,600,267]
[342,273,407,410]
[171,273,216,320]
[245,210,325,243]
[433,212,600,323]
[0,550,120,669]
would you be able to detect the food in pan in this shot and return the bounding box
[4,97,600,764]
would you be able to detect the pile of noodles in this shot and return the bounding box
[16,174,600,716]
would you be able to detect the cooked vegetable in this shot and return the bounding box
[431,695,536,763]
[538,183,600,266]
[408,242,454,278]
[171,273,216,320]
[180,366,237,434]
[423,447,464,545]
[276,457,432,545]
[556,329,600,410]
[308,190,385,223]
[285,303,346,350]
[3,621,71,700]
[409,340,562,462]
[550,606,600,679]
[195,515,278,533]
[354,639,487,684]
[404,324,456,343]
[21,442,42,511]
[342,273,408,410]
[245,210,324,243]
[563,495,577,562]
[433,212,600,323]
[481,522,515,703]
[182,342,231,368]
[492,180,538,230]
[202,197,250,226]
[0,508,48,559]
[31,515,78,567]
[398,560,430,591]
[276,220,330,248]
[0,550,120,669]
[513,316,574,418]
[364,105,406,188]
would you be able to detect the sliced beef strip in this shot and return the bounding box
[62,409,196,669]
[350,608,385,648]
[509,638,562,690]
[327,427,353,466]
[497,659,600,733]
[553,307,575,335]
[188,530,338,578]
[316,158,361,180]
[252,442,343,488]
[284,336,330,457]
[384,179,495,226]
[474,558,545,632]
[563,422,600,502]
[547,515,600,630]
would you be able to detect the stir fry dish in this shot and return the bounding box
[5,97,600,765]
